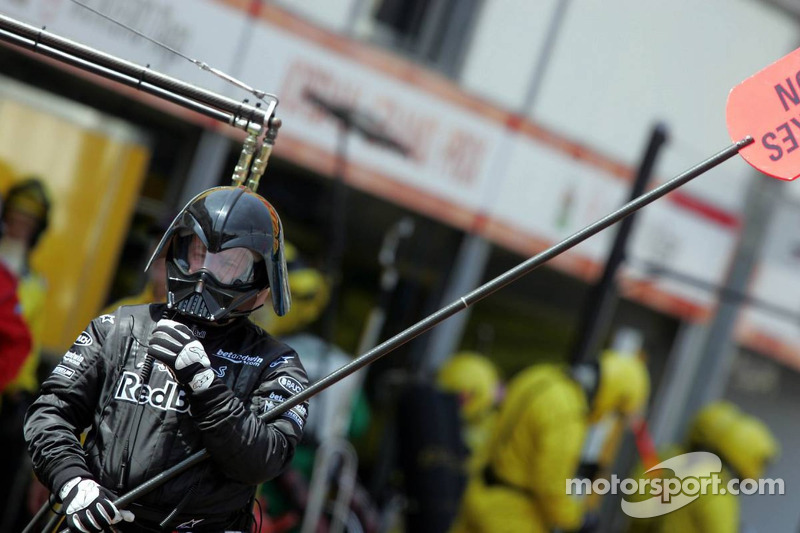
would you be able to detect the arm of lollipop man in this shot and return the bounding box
[147,319,309,484]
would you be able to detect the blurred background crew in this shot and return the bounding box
[687,402,778,482]
[0,256,31,392]
[626,401,779,533]
[451,350,650,533]
[103,221,168,311]
[0,183,32,390]
[252,241,331,338]
[0,176,51,530]
[253,242,378,533]
[435,351,503,475]
[0,177,50,388]
[0,185,33,391]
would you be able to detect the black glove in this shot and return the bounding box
[147,319,215,391]
[59,477,134,532]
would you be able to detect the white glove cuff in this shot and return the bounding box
[59,477,82,500]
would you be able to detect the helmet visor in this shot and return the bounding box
[172,232,261,286]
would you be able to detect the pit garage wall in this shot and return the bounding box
[1,1,799,355]
[738,200,800,369]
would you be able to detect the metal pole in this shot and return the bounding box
[21,500,54,533]
[320,125,350,344]
[64,138,750,524]
[570,123,669,364]
[0,14,276,130]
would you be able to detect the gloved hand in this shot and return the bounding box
[147,319,215,392]
[59,477,134,532]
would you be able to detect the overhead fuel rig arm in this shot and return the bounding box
[0,12,281,192]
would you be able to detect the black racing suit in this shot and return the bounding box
[24,304,309,532]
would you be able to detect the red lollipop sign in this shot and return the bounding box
[727,47,800,181]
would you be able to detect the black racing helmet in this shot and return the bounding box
[146,186,291,322]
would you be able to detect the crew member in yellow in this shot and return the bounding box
[626,401,779,533]
[253,242,381,532]
[0,177,51,530]
[251,241,330,337]
[451,350,650,533]
[436,351,502,475]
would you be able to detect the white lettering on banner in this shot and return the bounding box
[114,371,189,412]
[278,58,489,189]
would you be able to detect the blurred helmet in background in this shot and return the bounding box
[723,415,779,479]
[590,349,650,422]
[265,241,330,337]
[4,177,51,248]
[687,401,740,452]
[436,351,501,423]
[688,401,779,479]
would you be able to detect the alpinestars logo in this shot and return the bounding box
[269,355,294,368]
[115,371,189,412]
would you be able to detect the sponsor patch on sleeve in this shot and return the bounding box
[74,331,93,347]
[52,364,76,380]
[63,351,84,367]
[291,403,308,418]
[278,376,304,395]
[282,409,305,429]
